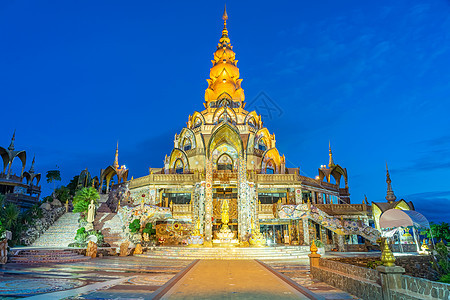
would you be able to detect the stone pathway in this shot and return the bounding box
[160,260,312,299]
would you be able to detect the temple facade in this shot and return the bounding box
[109,8,384,249]
[0,132,41,210]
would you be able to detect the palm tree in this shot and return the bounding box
[3,203,19,230]
[46,169,61,193]
[73,187,100,213]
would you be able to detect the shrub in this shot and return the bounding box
[129,219,141,234]
[439,273,450,284]
[0,220,5,240]
[367,260,383,269]
[143,223,156,236]
[314,239,324,247]
[75,227,88,243]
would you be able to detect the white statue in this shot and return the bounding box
[86,200,95,230]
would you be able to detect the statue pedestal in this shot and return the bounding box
[213,225,239,247]
[187,235,204,247]
[85,222,94,231]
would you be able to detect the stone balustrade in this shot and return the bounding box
[129,173,198,188]
[172,204,192,217]
[256,174,297,183]
[316,203,371,215]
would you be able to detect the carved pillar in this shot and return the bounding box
[337,234,345,252]
[237,153,250,241]
[302,217,310,245]
[204,157,213,246]
[249,182,258,232]
[194,182,205,235]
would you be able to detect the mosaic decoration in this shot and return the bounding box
[0,278,85,296]
[155,221,193,246]
[237,153,252,240]
[211,144,238,170]
[295,188,302,204]
[130,187,156,206]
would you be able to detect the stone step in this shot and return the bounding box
[8,249,90,264]
[32,213,80,248]
[140,246,310,259]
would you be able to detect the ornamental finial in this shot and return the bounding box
[29,155,36,173]
[381,238,396,267]
[385,161,397,203]
[328,140,335,167]
[223,4,228,22]
[114,141,119,169]
[8,130,16,151]
[219,4,230,46]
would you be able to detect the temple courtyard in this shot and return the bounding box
[0,252,363,299]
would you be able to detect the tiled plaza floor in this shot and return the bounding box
[0,255,360,299]
[0,256,192,299]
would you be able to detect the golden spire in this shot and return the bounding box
[328,141,335,167]
[204,6,245,106]
[385,162,397,203]
[113,141,119,169]
[220,5,229,45]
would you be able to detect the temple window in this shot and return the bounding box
[174,159,184,174]
[162,192,191,204]
[193,118,202,128]
[218,112,231,123]
[183,138,192,151]
[266,160,275,174]
[258,192,286,204]
[217,154,233,171]
[248,118,257,129]
[258,139,267,151]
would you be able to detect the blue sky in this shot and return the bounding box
[1,0,449,222]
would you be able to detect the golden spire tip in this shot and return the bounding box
[223,4,228,22]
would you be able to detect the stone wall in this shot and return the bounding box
[396,275,450,300]
[311,258,383,300]
[311,257,450,300]
[319,258,380,282]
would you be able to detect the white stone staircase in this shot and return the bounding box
[32,213,80,248]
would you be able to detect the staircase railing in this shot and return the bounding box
[278,204,380,243]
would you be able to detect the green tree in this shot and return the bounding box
[46,169,61,192]
[73,187,99,213]
[66,175,80,196]
[0,220,5,239]
[425,222,450,242]
[55,186,70,203]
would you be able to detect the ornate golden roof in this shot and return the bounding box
[204,6,245,106]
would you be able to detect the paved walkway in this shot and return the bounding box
[159,260,313,299]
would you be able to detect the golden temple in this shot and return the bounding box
[98,7,415,251]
